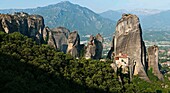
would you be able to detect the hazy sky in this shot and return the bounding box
[1,0,170,13]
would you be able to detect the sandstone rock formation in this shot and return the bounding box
[0,12,45,43]
[43,27,57,49]
[51,27,70,53]
[0,12,82,57]
[85,33,103,59]
[148,45,164,81]
[107,36,115,59]
[43,26,70,53]
[112,14,149,81]
[95,34,104,59]
[67,31,81,58]
[84,35,96,59]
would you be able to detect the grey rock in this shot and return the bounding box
[51,27,70,53]
[43,26,70,53]
[67,31,81,58]
[113,14,149,81]
[107,36,115,59]
[43,27,57,49]
[85,33,103,59]
[0,12,45,43]
[85,35,96,59]
[148,45,164,81]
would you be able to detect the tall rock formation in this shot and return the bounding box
[43,27,57,49]
[0,12,45,43]
[148,45,164,81]
[51,27,70,53]
[107,36,115,59]
[67,31,81,58]
[85,35,96,59]
[85,33,103,59]
[43,26,70,53]
[0,12,83,57]
[113,14,149,81]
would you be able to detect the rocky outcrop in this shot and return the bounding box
[113,14,149,81]
[95,34,104,59]
[107,36,115,59]
[43,26,70,53]
[51,27,70,53]
[43,27,57,49]
[0,12,45,43]
[148,45,164,81]
[0,12,82,57]
[67,31,81,58]
[84,35,96,59]
[85,33,103,59]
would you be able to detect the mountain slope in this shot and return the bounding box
[0,1,116,36]
[117,9,161,16]
[100,10,122,21]
[100,9,170,32]
[141,10,170,31]
[100,9,161,21]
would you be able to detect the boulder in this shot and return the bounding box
[113,14,149,81]
[148,45,164,81]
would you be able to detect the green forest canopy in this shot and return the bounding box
[0,31,170,93]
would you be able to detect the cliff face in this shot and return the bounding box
[107,36,115,59]
[43,27,56,49]
[51,27,70,53]
[148,45,164,81]
[0,12,83,57]
[0,12,45,43]
[114,14,149,81]
[43,27,71,53]
[85,33,103,59]
[67,31,81,58]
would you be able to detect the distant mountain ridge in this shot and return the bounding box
[141,10,170,31]
[1,1,170,38]
[100,10,122,21]
[0,1,116,36]
[100,9,170,32]
[117,9,161,16]
[100,9,162,21]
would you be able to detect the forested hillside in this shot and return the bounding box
[0,31,170,92]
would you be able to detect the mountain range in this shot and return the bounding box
[0,1,116,37]
[0,1,170,38]
[100,9,170,32]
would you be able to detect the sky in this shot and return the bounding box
[0,0,170,13]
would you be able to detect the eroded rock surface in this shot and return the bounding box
[107,36,115,59]
[0,12,82,57]
[51,27,70,53]
[148,45,164,81]
[85,33,103,59]
[113,14,149,81]
[43,26,70,53]
[67,31,81,58]
[0,12,45,43]
[43,27,57,49]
